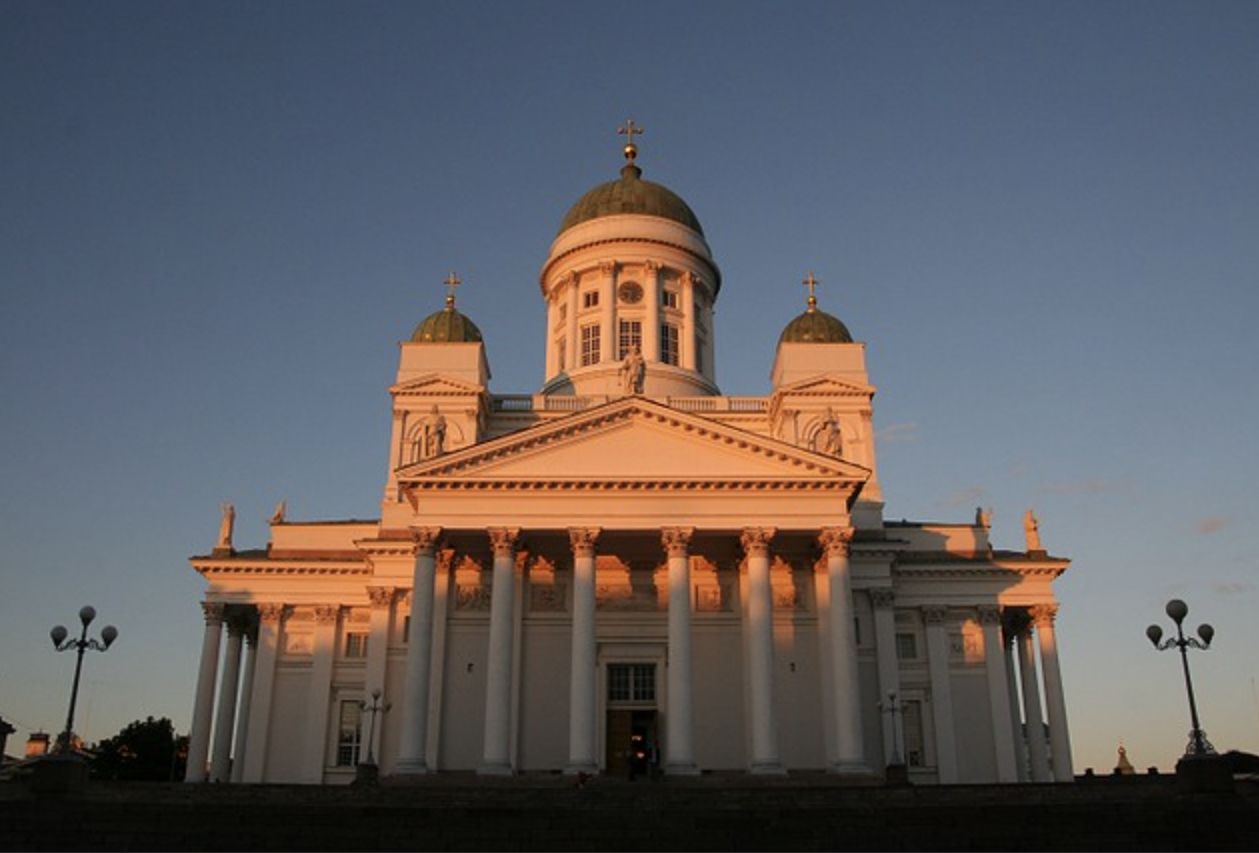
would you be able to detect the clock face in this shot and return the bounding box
[618,281,644,304]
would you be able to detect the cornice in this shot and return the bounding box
[191,559,369,577]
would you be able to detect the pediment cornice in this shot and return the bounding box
[396,395,872,486]
[390,374,487,398]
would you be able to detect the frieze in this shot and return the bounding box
[530,584,566,613]
[456,584,491,611]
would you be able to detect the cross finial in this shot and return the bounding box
[618,119,644,162]
[803,271,820,311]
[443,271,461,309]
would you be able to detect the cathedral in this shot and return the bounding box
[186,128,1073,785]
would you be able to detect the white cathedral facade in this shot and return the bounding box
[186,133,1073,786]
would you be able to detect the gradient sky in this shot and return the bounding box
[3,1,1257,774]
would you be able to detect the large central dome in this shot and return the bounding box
[557,161,704,237]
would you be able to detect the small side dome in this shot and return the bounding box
[411,303,483,343]
[778,274,853,344]
[411,275,483,343]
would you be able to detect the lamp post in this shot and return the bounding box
[49,606,118,753]
[355,688,391,785]
[879,690,909,785]
[1146,598,1214,757]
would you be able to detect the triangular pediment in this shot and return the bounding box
[390,374,486,398]
[397,396,870,486]
[774,376,876,398]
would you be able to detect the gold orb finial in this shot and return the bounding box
[618,119,644,163]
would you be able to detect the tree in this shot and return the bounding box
[91,716,187,781]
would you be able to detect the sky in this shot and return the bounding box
[2,0,1257,775]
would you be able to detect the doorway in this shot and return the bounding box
[606,709,658,779]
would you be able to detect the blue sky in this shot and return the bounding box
[2,1,1257,774]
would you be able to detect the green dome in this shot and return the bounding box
[779,306,853,344]
[411,301,483,344]
[558,163,704,237]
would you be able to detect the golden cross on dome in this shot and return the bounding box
[803,271,821,310]
[443,271,462,307]
[618,119,644,161]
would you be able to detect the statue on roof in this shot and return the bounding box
[217,502,235,551]
[620,344,646,395]
[269,500,287,525]
[1024,509,1042,552]
[976,507,992,531]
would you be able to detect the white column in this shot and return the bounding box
[1004,625,1030,782]
[922,605,958,783]
[680,271,696,370]
[566,528,600,774]
[363,586,394,764]
[395,527,442,775]
[663,527,698,775]
[1032,605,1073,781]
[209,615,244,782]
[480,527,520,775]
[644,260,661,364]
[1016,614,1051,782]
[303,605,339,783]
[230,625,258,783]
[600,261,617,364]
[185,601,224,783]
[241,603,285,783]
[741,527,784,774]
[819,528,866,774]
[978,606,1018,783]
[870,587,901,766]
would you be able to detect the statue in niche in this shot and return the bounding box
[422,405,447,458]
[619,344,646,395]
[1024,509,1042,552]
[216,502,235,550]
[817,407,842,456]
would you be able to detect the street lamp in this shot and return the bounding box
[359,688,391,766]
[1146,598,1214,757]
[49,605,118,753]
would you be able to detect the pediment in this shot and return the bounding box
[773,376,876,399]
[390,374,486,398]
[397,396,870,487]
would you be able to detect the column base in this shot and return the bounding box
[828,762,872,776]
[750,761,787,776]
[390,758,430,776]
[477,763,514,777]
[665,762,700,776]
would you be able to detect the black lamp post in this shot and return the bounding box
[50,605,118,753]
[879,690,909,785]
[359,688,391,766]
[1146,598,1214,757]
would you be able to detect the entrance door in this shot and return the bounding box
[606,709,657,779]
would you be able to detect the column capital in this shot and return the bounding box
[922,604,948,624]
[313,605,340,624]
[818,526,855,558]
[367,586,397,608]
[661,527,694,557]
[488,527,521,558]
[977,605,1002,626]
[643,258,661,274]
[257,603,288,625]
[599,260,618,276]
[409,526,443,554]
[868,587,896,610]
[1029,603,1059,627]
[200,601,226,626]
[568,527,601,558]
[740,527,777,557]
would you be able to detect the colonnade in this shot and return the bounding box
[185,527,1071,784]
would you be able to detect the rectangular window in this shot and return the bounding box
[335,700,362,767]
[895,632,918,661]
[580,324,602,366]
[558,303,568,322]
[557,337,567,371]
[662,289,679,309]
[694,339,704,374]
[582,290,599,309]
[903,700,925,767]
[618,319,642,360]
[344,633,368,659]
[607,663,656,703]
[660,323,679,366]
